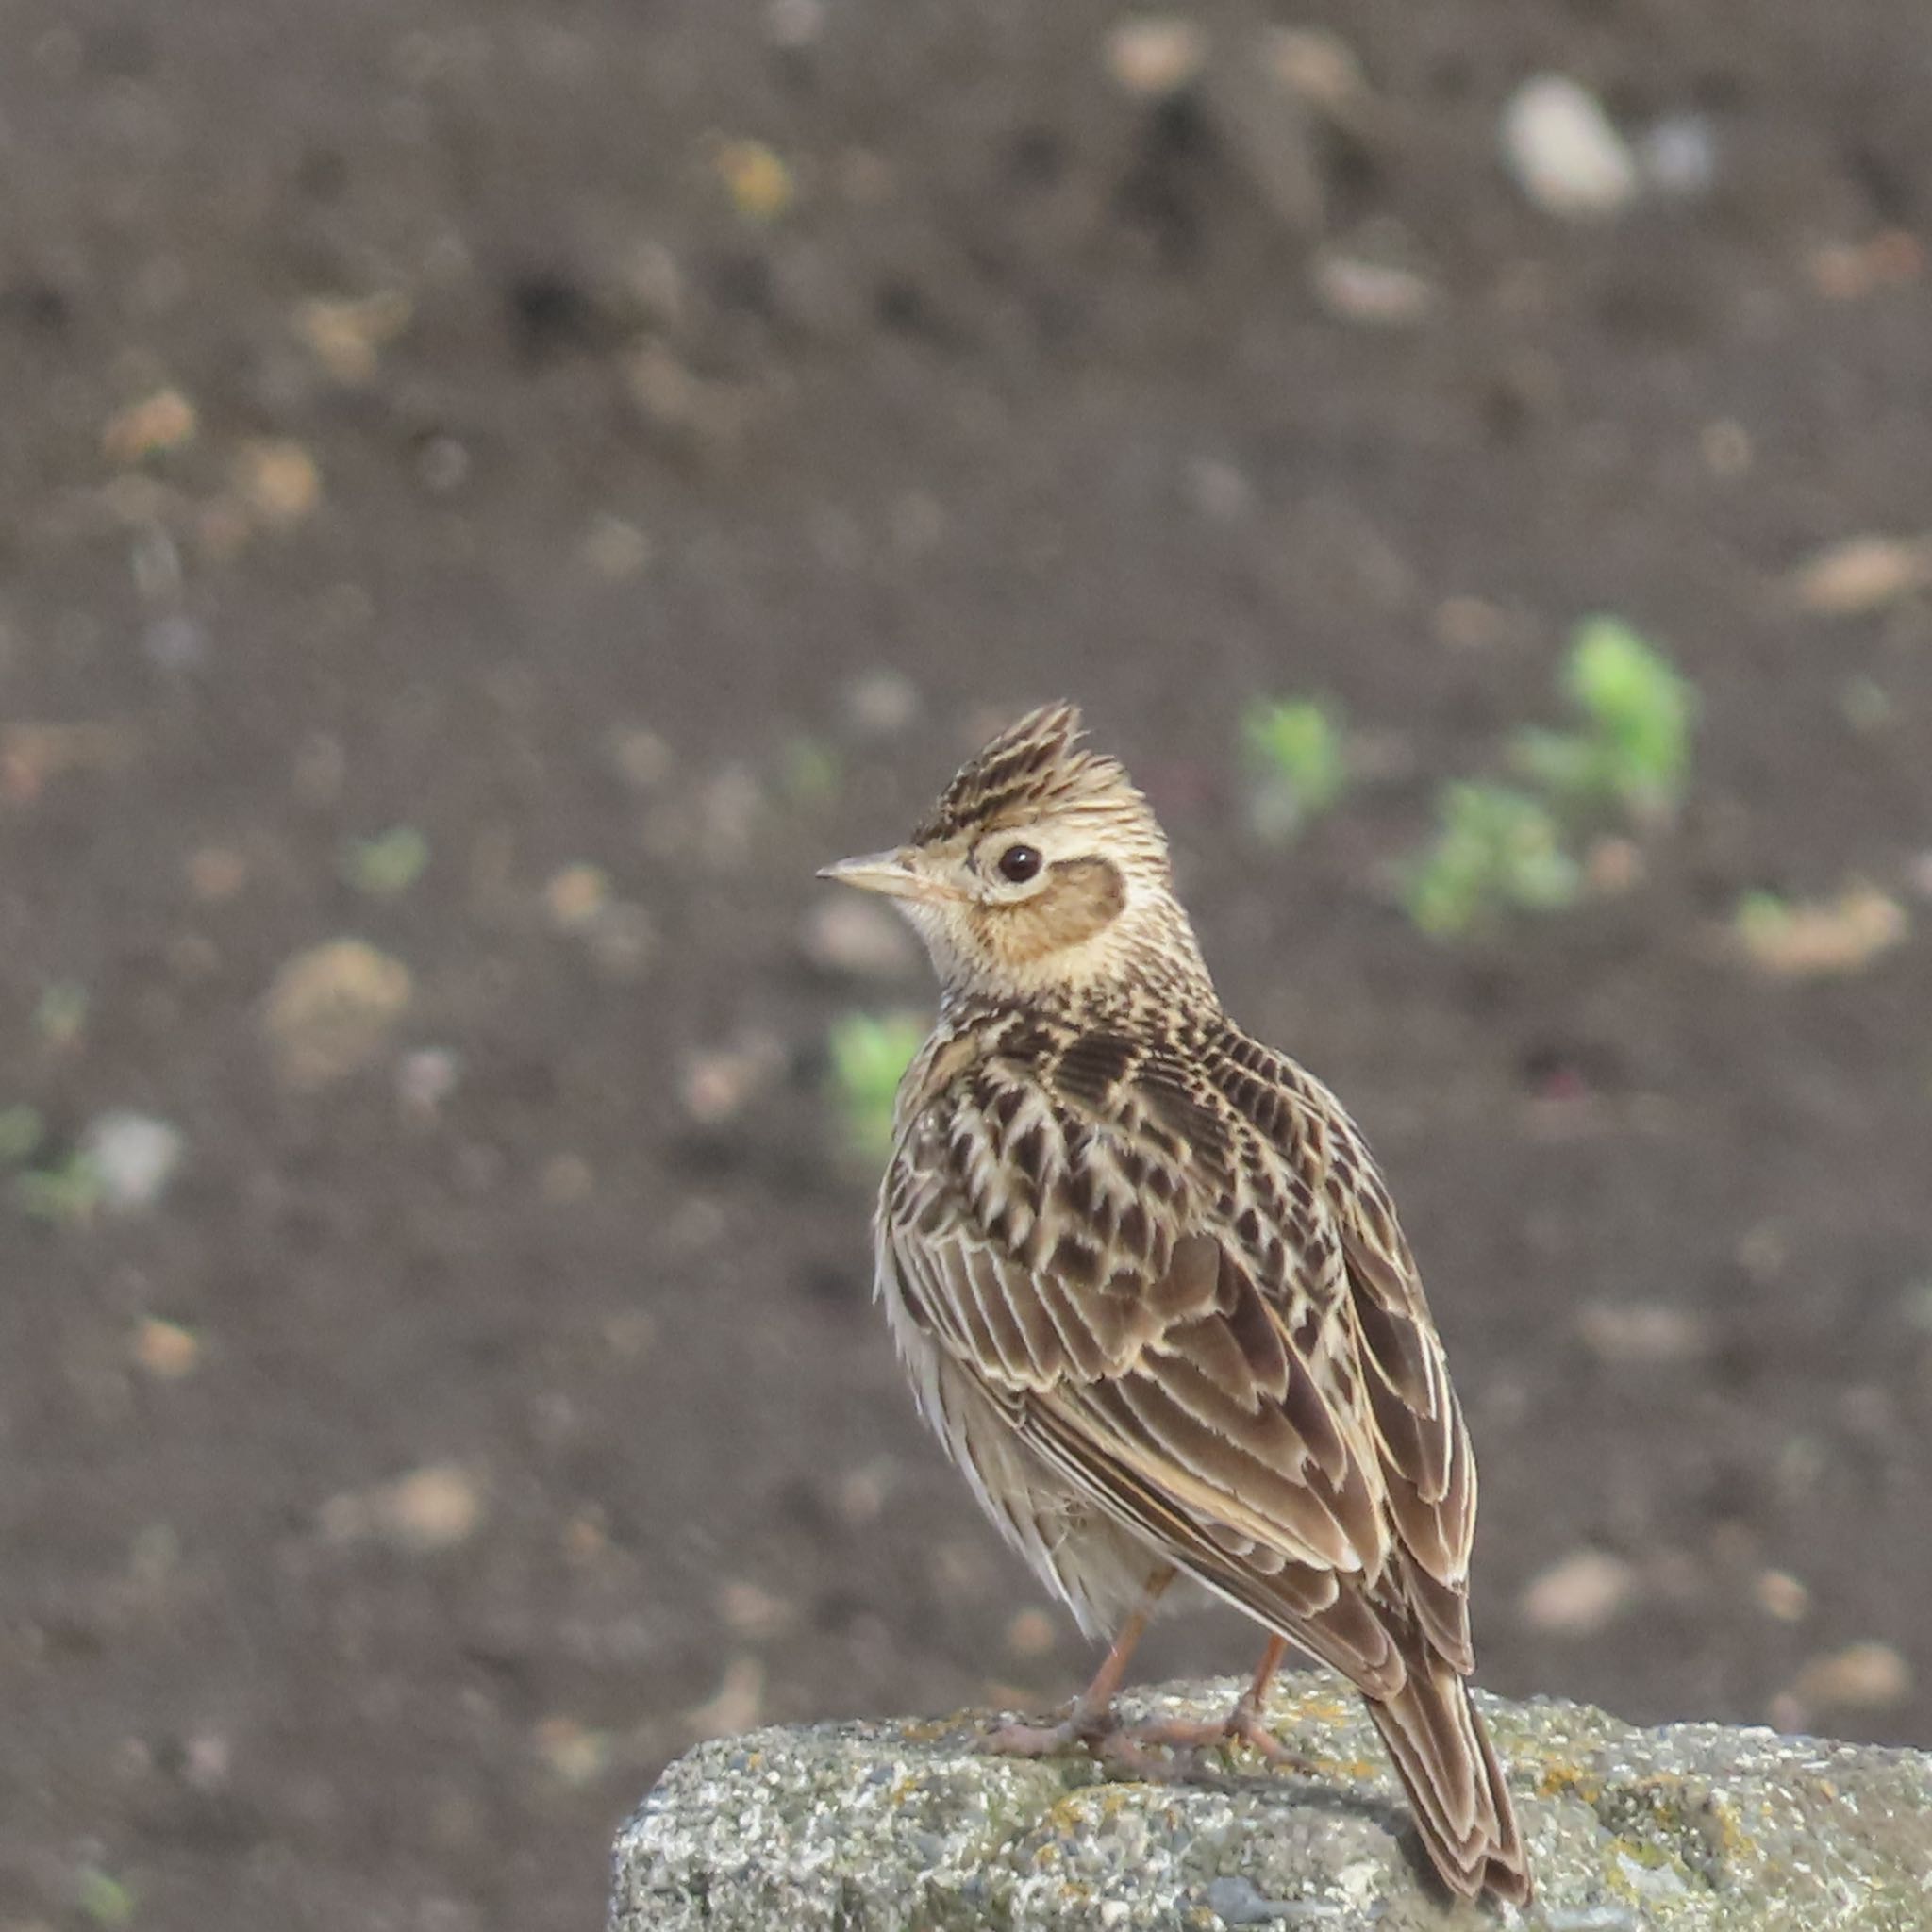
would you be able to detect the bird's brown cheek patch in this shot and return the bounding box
[985,858,1127,964]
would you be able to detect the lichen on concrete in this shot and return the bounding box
[610,1673,1932,1930]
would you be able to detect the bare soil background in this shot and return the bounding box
[2,3,1930,1928]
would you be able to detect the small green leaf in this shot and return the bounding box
[1402,782,1580,938]
[1241,699,1348,841]
[825,1011,925,1159]
[1561,616,1697,813]
[341,825,431,898]
[782,738,843,808]
[13,1151,107,1225]
[75,1865,135,1927]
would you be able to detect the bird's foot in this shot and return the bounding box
[1111,1698,1321,1777]
[978,1707,1174,1778]
[980,1697,1313,1781]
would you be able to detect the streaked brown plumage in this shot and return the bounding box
[820,704,1531,1906]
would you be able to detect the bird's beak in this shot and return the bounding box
[816,849,946,903]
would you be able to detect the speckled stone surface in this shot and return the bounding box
[610,1673,1932,1930]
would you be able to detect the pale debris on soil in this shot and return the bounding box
[81,1110,186,1211]
[1501,75,1640,219]
[233,439,323,528]
[1102,17,1206,98]
[614,1672,1932,1931]
[262,939,413,1088]
[133,1316,202,1380]
[680,1029,787,1125]
[1731,884,1908,978]
[1575,1300,1709,1364]
[1786,1641,1914,1720]
[294,291,413,386]
[103,387,197,463]
[321,1460,488,1552]
[1790,533,1932,615]
[1519,1548,1640,1638]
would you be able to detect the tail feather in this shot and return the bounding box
[1365,1663,1532,1906]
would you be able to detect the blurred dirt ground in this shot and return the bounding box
[2,2,1931,1928]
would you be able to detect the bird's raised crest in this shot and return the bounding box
[913,703,1145,845]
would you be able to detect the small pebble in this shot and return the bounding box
[1500,75,1640,219]
[1576,1301,1707,1364]
[545,863,610,929]
[82,1111,185,1211]
[1520,1549,1638,1638]
[234,439,322,526]
[322,1461,487,1551]
[1265,27,1366,116]
[262,940,413,1089]
[104,388,197,463]
[1755,1570,1811,1624]
[294,290,413,386]
[713,140,794,221]
[1788,1641,1912,1715]
[680,1031,786,1126]
[1790,534,1932,616]
[1103,17,1207,98]
[133,1317,201,1380]
[1312,253,1436,326]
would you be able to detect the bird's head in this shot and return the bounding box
[820,703,1212,1006]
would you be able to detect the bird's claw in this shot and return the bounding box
[979,1700,1314,1782]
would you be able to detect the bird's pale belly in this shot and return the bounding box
[877,1253,1166,1640]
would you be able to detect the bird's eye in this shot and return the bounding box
[995,843,1043,884]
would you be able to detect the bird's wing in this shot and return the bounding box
[882,1028,1477,1690]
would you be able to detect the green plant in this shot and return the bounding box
[1402,782,1581,938]
[825,1011,924,1159]
[12,1149,107,1224]
[781,737,842,808]
[340,825,431,897]
[1241,698,1348,842]
[75,1866,135,1929]
[1509,616,1695,819]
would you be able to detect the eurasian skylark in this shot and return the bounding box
[820,704,1531,1906]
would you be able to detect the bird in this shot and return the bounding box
[818,702,1531,1907]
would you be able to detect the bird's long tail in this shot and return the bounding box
[1365,1659,1533,1906]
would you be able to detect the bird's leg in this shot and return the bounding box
[979,1568,1174,1764]
[1107,1634,1319,1773]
